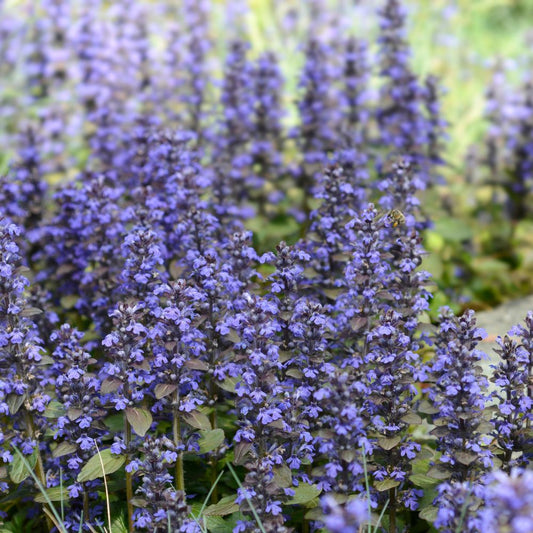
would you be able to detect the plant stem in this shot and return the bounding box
[173,391,185,492]
[124,416,134,532]
[209,409,219,504]
[83,486,90,526]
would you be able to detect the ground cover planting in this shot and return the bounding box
[0,0,532,532]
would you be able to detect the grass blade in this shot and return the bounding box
[12,446,68,533]
[227,463,267,533]
[94,440,112,533]
[373,499,389,533]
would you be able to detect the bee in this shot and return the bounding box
[387,209,406,227]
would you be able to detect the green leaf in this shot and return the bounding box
[203,515,228,532]
[401,412,423,425]
[6,394,26,416]
[182,410,212,431]
[43,400,64,418]
[427,465,451,480]
[374,479,400,492]
[125,407,153,437]
[377,436,401,451]
[419,505,438,523]
[60,295,78,309]
[218,376,239,393]
[203,495,239,517]
[110,515,128,533]
[273,465,292,488]
[286,483,321,506]
[52,442,78,458]
[9,449,37,484]
[198,429,225,454]
[77,449,125,483]
[34,485,69,504]
[409,474,439,489]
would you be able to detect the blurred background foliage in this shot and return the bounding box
[235,0,533,312]
[3,0,533,312]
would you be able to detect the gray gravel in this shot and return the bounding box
[474,295,533,378]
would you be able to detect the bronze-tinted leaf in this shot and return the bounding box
[20,307,42,317]
[455,451,478,466]
[350,317,368,331]
[154,383,178,400]
[286,369,303,379]
[100,377,122,394]
[182,410,211,431]
[184,359,209,371]
[67,408,83,421]
[233,442,252,465]
[418,401,439,415]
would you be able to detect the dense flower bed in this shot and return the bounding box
[0,1,532,532]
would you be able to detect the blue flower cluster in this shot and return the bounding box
[0,1,531,532]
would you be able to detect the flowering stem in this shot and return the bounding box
[209,410,219,504]
[124,416,134,532]
[173,391,185,492]
[24,411,53,532]
[83,487,90,526]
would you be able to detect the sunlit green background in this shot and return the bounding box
[239,0,533,168]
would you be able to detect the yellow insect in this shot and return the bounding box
[387,209,406,227]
